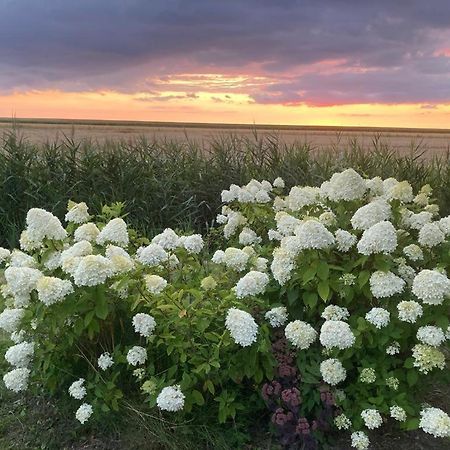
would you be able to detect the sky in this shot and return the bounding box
[1,0,450,127]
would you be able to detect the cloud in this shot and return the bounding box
[1,0,450,105]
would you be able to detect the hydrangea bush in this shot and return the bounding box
[1,170,450,448]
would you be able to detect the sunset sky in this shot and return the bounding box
[1,1,450,127]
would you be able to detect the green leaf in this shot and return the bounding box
[358,271,370,288]
[303,291,318,309]
[403,358,414,369]
[95,293,109,320]
[407,370,418,386]
[302,267,317,285]
[317,281,330,301]
[317,261,329,281]
[192,390,205,406]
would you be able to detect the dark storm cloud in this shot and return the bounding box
[1,0,450,104]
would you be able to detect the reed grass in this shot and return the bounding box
[0,130,449,247]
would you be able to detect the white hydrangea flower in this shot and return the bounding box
[418,222,445,248]
[351,199,391,230]
[181,234,204,254]
[412,344,445,373]
[389,180,413,202]
[73,255,113,287]
[271,248,295,285]
[43,251,62,271]
[335,229,357,252]
[126,346,147,366]
[285,320,317,349]
[360,368,376,383]
[216,213,228,224]
[366,176,384,195]
[351,431,370,450]
[234,271,269,299]
[200,276,217,291]
[3,367,30,392]
[74,223,100,242]
[386,341,400,355]
[340,273,356,286]
[357,221,397,255]
[390,405,407,422]
[438,216,450,235]
[132,313,156,337]
[36,277,74,306]
[361,409,383,429]
[5,341,34,368]
[369,271,405,298]
[321,169,367,202]
[253,257,268,272]
[287,186,320,210]
[405,211,433,231]
[68,378,86,400]
[225,308,258,347]
[412,269,450,305]
[4,267,43,298]
[136,244,168,266]
[238,227,261,246]
[10,330,26,344]
[65,202,89,224]
[152,228,180,250]
[96,218,129,247]
[273,177,285,188]
[144,275,167,295]
[106,245,135,274]
[211,250,225,264]
[9,250,37,268]
[417,326,446,347]
[365,308,390,329]
[0,247,11,264]
[397,262,416,284]
[320,358,346,385]
[386,376,399,390]
[75,403,93,424]
[294,220,335,250]
[26,208,67,242]
[19,230,42,252]
[98,352,114,371]
[320,320,355,350]
[397,300,423,323]
[334,413,351,430]
[419,407,450,438]
[60,240,92,266]
[265,307,288,327]
[403,244,423,261]
[223,247,249,271]
[275,212,302,236]
[321,305,349,321]
[0,308,25,333]
[223,211,247,239]
[157,385,185,412]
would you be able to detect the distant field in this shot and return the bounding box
[1,118,450,155]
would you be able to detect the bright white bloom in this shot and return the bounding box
[0,247,10,264]
[287,186,320,210]
[419,407,450,438]
[144,275,167,295]
[294,220,335,250]
[65,202,89,223]
[390,405,407,422]
[223,247,249,271]
[273,177,285,188]
[216,214,228,224]
[366,176,384,195]
[234,271,269,299]
[360,368,376,383]
[253,257,268,272]
[106,245,134,274]
[361,409,383,429]
[321,169,366,202]
[10,330,26,344]
[0,308,25,333]
[320,320,355,350]
[271,248,295,285]
[43,251,62,271]
[239,227,261,246]
[397,301,423,323]
[417,326,446,347]
[438,216,450,235]
[389,180,413,202]
[404,211,433,230]
[96,218,129,247]
[386,376,399,390]
[152,228,180,250]
[223,211,247,239]
[320,358,346,385]
[285,320,317,349]
[403,244,423,261]
[26,208,67,242]
[369,271,405,298]
[397,263,416,284]
[68,378,86,400]
[365,308,390,329]
[5,341,34,368]
[335,229,357,252]
[318,211,336,227]
[334,414,351,430]
[98,352,114,371]
[211,250,225,264]
[19,230,42,252]
[36,277,73,306]
[412,344,445,373]
[357,221,397,255]
[73,255,113,287]
[275,212,302,235]
[136,244,167,266]
[321,305,349,321]
[181,234,204,254]
[412,269,450,305]
[157,385,185,412]
[76,403,93,424]
[351,199,391,230]
[265,307,288,327]
[268,229,283,241]
[132,313,156,337]
[418,222,445,248]
[4,267,42,298]
[340,273,356,286]
[74,223,100,242]
[60,240,92,265]
[9,250,37,268]
[225,308,258,347]
[386,341,400,355]
[351,431,370,450]
[126,346,147,366]
[3,367,30,392]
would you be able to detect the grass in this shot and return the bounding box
[1,129,449,248]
